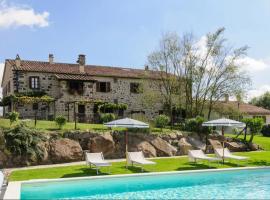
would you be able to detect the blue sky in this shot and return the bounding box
[1,0,270,99]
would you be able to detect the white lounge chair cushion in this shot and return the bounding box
[215,148,248,160]
[0,171,3,191]
[188,150,221,161]
[86,152,111,166]
[127,151,156,165]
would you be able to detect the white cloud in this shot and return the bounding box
[247,84,270,101]
[0,1,49,28]
[236,57,269,72]
[0,62,4,99]
[196,35,270,71]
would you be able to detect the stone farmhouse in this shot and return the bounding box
[1,54,164,122]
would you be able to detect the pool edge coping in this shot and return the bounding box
[4,166,270,200]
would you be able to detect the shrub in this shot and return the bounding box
[8,111,19,125]
[55,115,67,129]
[184,116,210,135]
[261,124,270,137]
[100,113,115,123]
[155,115,170,131]
[4,123,45,161]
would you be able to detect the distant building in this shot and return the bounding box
[210,100,270,124]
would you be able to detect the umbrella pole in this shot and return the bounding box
[222,126,225,164]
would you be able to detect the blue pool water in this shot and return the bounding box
[21,168,270,199]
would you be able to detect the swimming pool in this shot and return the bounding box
[10,167,270,199]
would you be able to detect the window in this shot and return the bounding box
[118,109,124,117]
[130,83,142,94]
[68,81,83,95]
[33,103,39,110]
[29,76,40,89]
[96,82,111,93]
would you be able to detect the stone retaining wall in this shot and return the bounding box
[0,130,257,168]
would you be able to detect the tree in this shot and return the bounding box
[147,32,184,125]
[147,28,251,120]
[183,28,250,119]
[250,92,270,110]
[242,118,263,143]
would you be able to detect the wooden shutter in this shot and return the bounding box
[36,77,40,89]
[106,82,111,92]
[29,77,32,89]
[96,82,100,92]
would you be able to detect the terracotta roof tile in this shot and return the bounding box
[54,74,96,81]
[7,59,159,79]
[221,101,270,115]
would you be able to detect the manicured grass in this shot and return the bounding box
[0,118,108,131]
[0,118,171,133]
[9,151,270,181]
[226,133,270,151]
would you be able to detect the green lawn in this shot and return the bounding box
[226,133,270,151]
[9,151,270,181]
[0,118,108,131]
[0,118,170,133]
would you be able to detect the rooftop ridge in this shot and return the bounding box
[6,58,148,72]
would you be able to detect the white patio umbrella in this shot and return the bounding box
[202,118,245,163]
[104,118,149,164]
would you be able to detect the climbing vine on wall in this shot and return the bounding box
[96,102,128,113]
[0,93,54,106]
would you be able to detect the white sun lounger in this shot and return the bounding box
[127,151,156,171]
[215,148,249,161]
[188,150,221,163]
[85,152,111,174]
[0,171,3,190]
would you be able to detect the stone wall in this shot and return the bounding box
[5,69,163,121]
[15,71,60,119]
[0,130,256,168]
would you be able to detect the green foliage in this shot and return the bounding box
[250,92,270,110]
[98,103,128,113]
[184,116,210,134]
[0,95,18,106]
[1,94,54,106]
[55,116,67,129]
[261,124,270,137]
[242,118,264,143]
[93,101,128,114]
[15,91,47,97]
[154,115,170,130]
[242,118,263,133]
[100,113,116,123]
[8,111,19,125]
[4,123,45,161]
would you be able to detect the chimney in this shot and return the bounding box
[15,54,21,67]
[49,54,54,64]
[77,54,85,73]
[145,65,149,70]
[224,94,229,102]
